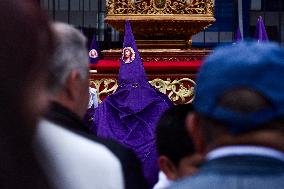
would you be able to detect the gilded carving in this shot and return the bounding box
[105,0,215,48]
[150,78,195,104]
[89,78,118,103]
[206,0,214,14]
[110,0,213,15]
[154,0,167,10]
[141,56,198,61]
[90,77,195,104]
[106,0,112,14]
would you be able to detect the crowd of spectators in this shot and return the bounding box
[2,1,284,189]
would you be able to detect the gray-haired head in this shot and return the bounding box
[48,22,89,94]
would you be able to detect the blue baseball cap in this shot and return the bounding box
[193,41,284,134]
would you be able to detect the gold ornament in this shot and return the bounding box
[90,77,195,104]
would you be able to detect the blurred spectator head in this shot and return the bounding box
[0,0,54,188]
[156,104,203,180]
[0,0,54,127]
[190,41,284,152]
[48,22,89,118]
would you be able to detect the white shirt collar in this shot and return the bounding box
[206,145,284,162]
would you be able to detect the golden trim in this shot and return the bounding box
[89,77,195,104]
[102,48,212,61]
[105,14,215,20]
[108,0,214,15]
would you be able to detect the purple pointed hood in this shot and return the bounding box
[108,20,171,115]
[89,33,99,64]
[118,20,148,86]
[254,16,269,42]
[92,20,173,188]
[234,27,243,42]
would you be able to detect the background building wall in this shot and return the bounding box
[40,0,284,49]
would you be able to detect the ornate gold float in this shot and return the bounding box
[90,0,215,104]
[105,0,215,48]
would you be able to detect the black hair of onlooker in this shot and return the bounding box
[156,104,195,166]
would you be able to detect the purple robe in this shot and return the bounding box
[83,106,97,134]
[92,21,172,188]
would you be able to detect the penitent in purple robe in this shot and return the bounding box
[234,26,243,42]
[92,21,172,188]
[254,16,269,42]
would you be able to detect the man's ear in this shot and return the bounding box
[158,156,178,180]
[186,113,206,154]
[65,70,81,101]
